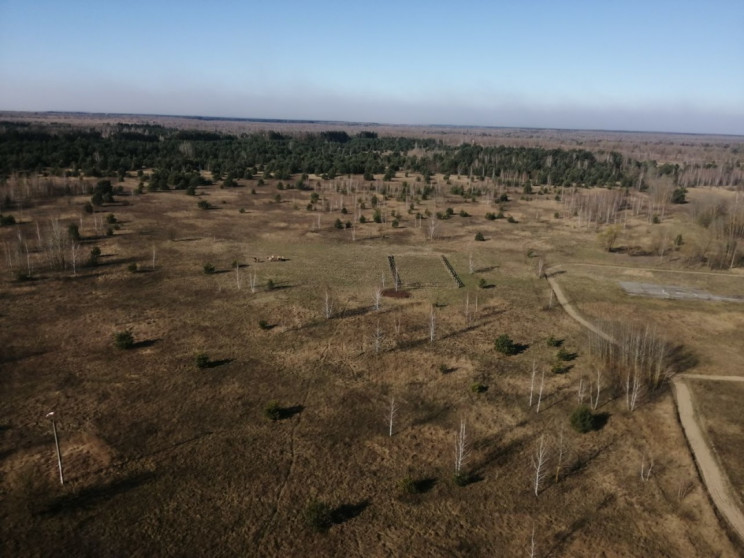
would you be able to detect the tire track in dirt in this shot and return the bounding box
[547,267,744,544]
[253,328,339,549]
[253,379,311,550]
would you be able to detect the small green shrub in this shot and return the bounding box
[127,263,138,273]
[399,476,420,495]
[266,278,275,291]
[83,202,94,214]
[478,278,488,289]
[304,499,333,532]
[507,215,517,223]
[264,401,282,421]
[474,232,485,241]
[334,218,343,229]
[557,347,574,361]
[485,212,496,220]
[570,405,595,433]
[552,362,570,374]
[114,330,134,350]
[258,320,271,330]
[68,223,81,241]
[197,200,211,210]
[195,353,210,369]
[459,210,469,217]
[87,246,101,266]
[494,334,518,355]
[203,263,215,274]
[106,227,114,237]
[546,335,562,347]
[106,213,117,224]
[471,382,487,394]
[453,472,472,487]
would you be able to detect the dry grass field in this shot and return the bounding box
[2,163,743,556]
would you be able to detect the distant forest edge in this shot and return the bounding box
[0,121,739,190]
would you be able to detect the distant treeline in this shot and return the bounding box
[0,122,642,188]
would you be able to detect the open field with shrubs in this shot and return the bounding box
[1,120,743,556]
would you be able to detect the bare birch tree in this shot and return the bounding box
[374,287,382,311]
[249,271,258,293]
[429,305,436,343]
[535,367,545,414]
[388,396,398,437]
[373,322,384,354]
[529,360,537,408]
[324,290,334,319]
[454,420,469,475]
[590,369,602,410]
[554,427,566,483]
[532,434,548,497]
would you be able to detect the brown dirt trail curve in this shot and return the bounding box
[546,268,744,544]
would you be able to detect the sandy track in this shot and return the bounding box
[680,374,744,382]
[546,269,744,544]
[672,380,744,542]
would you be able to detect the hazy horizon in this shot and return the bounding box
[1,1,743,135]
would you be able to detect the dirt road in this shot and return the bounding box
[546,269,744,544]
[672,379,744,542]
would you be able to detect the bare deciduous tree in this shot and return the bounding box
[249,271,258,293]
[529,360,537,408]
[324,289,335,319]
[532,434,548,497]
[429,305,436,343]
[428,216,438,241]
[373,322,384,354]
[388,396,398,437]
[70,243,79,276]
[374,287,382,311]
[554,427,566,483]
[590,369,602,410]
[640,452,654,482]
[535,367,545,414]
[454,420,469,475]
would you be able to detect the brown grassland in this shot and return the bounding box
[1,121,744,557]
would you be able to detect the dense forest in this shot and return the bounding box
[0,122,642,189]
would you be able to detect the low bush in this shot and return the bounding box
[203,263,215,274]
[453,472,473,487]
[474,232,485,241]
[195,353,210,369]
[399,476,420,495]
[304,499,333,532]
[570,405,595,433]
[546,335,562,347]
[471,382,487,394]
[264,401,282,421]
[114,330,134,350]
[494,334,518,355]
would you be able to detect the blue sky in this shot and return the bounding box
[1,0,743,134]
